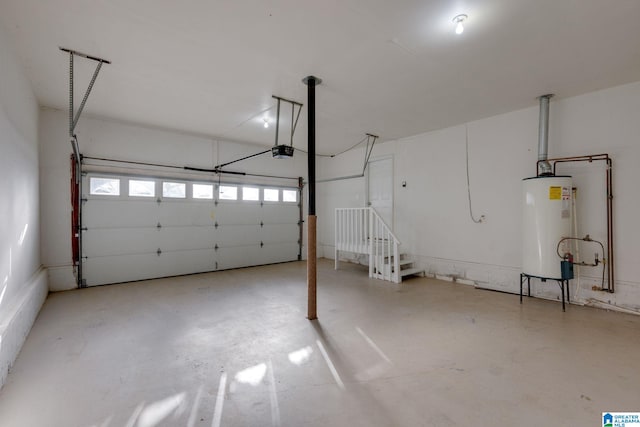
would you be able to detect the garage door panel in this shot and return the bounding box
[157,227,215,251]
[84,228,160,257]
[262,204,299,222]
[155,249,216,277]
[83,174,300,286]
[84,200,159,228]
[253,243,299,264]
[215,225,261,246]
[216,246,263,270]
[84,249,216,286]
[158,202,215,226]
[217,244,297,269]
[84,253,163,286]
[261,224,299,243]
[213,204,261,225]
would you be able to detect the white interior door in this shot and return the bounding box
[367,157,393,229]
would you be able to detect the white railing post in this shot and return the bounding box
[334,207,400,283]
[393,235,400,283]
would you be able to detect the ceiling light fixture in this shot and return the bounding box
[263,118,269,128]
[453,14,467,35]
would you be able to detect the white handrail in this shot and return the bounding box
[335,207,401,283]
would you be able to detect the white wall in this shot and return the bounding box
[0,25,48,389]
[39,109,308,291]
[319,81,640,314]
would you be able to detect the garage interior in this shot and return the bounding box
[1,1,640,426]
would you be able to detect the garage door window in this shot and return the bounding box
[89,177,120,196]
[264,188,279,202]
[242,186,259,201]
[282,189,297,202]
[163,182,186,198]
[129,179,155,197]
[219,185,237,200]
[193,183,213,199]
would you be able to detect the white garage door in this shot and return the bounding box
[82,174,301,286]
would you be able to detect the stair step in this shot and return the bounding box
[399,258,413,266]
[381,253,410,261]
[400,267,424,278]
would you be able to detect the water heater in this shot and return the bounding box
[522,176,572,279]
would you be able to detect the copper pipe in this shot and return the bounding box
[537,154,614,292]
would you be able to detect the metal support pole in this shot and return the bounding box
[303,75,322,320]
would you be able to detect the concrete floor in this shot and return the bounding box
[0,259,638,427]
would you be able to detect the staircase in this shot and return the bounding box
[335,207,424,283]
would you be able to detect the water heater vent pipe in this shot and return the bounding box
[537,94,554,176]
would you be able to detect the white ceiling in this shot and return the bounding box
[2,0,640,155]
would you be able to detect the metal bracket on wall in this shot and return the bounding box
[60,47,111,138]
[361,134,379,174]
[314,133,379,183]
